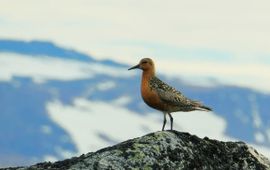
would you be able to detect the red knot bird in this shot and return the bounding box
[128,58,212,131]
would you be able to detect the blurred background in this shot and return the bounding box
[0,0,270,167]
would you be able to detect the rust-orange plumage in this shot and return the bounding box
[128,58,212,131]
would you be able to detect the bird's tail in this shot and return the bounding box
[196,105,212,112]
[192,100,212,112]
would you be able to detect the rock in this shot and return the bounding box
[2,131,270,170]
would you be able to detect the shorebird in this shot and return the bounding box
[128,58,212,131]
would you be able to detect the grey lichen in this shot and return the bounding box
[3,131,270,170]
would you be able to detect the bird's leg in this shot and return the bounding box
[162,113,167,131]
[168,113,173,130]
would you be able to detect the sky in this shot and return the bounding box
[0,0,270,92]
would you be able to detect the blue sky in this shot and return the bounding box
[0,0,269,92]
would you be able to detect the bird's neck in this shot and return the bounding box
[142,69,155,81]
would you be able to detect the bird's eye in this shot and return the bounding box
[142,61,147,64]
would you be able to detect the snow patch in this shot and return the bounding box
[0,53,93,82]
[172,111,231,141]
[0,53,132,83]
[41,125,52,135]
[112,96,131,106]
[96,81,116,91]
[255,132,265,143]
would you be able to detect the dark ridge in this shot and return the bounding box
[0,39,93,62]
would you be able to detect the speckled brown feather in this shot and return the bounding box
[148,76,211,112]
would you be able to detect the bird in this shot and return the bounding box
[128,58,212,131]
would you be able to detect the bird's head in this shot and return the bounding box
[128,58,155,72]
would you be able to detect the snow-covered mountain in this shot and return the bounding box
[0,40,269,167]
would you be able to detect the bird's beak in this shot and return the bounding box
[128,64,140,70]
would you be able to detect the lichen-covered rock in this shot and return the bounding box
[3,131,270,170]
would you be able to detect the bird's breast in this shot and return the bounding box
[141,78,167,111]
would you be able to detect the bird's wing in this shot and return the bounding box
[149,77,192,106]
